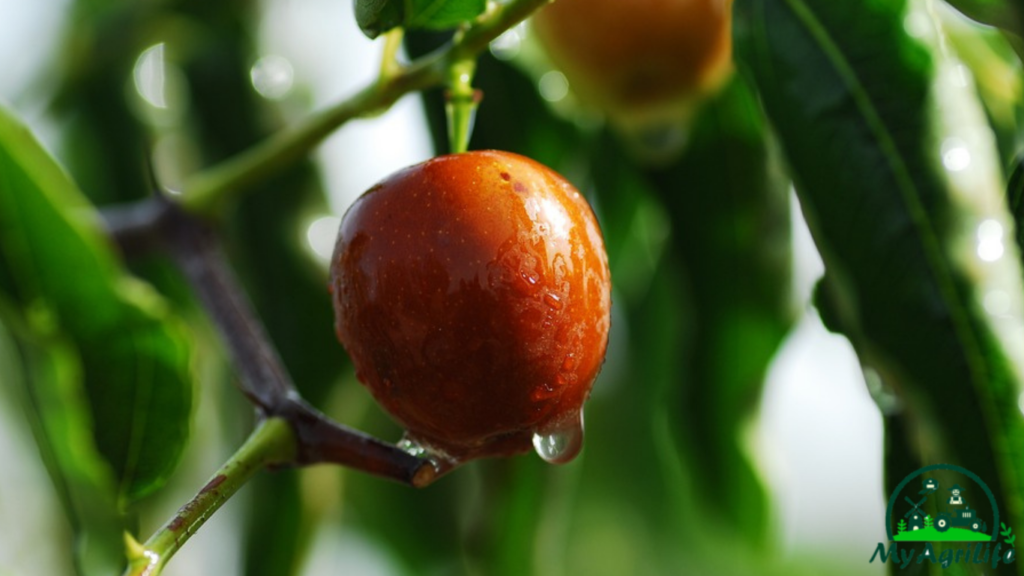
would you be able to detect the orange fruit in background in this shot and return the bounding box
[330,150,611,465]
[532,0,734,127]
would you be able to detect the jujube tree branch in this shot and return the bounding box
[152,199,433,485]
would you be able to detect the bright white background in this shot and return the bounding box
[0,0,887,573]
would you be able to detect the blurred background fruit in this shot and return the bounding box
[531,0,734,159]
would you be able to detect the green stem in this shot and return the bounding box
[379,28,405,80]
[178,0,550,216]
[445,57,479,154]
[123,418,297,576]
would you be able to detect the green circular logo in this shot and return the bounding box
[886,464,999,543]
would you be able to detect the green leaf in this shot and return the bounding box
[405,0,486,30]
[354,0,404,39]
[0,319,123,576]
[0,105,192,504]
[942,12,1024,169]
[943,0,1023,39]
[736,0,1024,559]
[641,77,793,549]
[1008,154,1024,253]
[353,0,486,38]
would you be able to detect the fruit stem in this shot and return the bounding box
[122,418,297,576]
[379,28,405,81]
[445,57,480,154]
[177,0,550,216]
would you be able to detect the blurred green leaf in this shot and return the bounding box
[355,0,405,38]
[406,0,486,30]
[943,0,1024,40]
[0,105,192,504]
[642,76,793,549]
[354,0,486,38]
[1008,154,1024,251]
[2,323,123,576]
[345,465,468,574]
[942,12,1024,169]
[736,2,1024,573]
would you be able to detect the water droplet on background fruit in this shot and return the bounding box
[531,412,584,464]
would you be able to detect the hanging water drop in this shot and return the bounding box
[532,412,584,464]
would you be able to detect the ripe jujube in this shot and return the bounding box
[532,0,733,135]
[330,150,611,465]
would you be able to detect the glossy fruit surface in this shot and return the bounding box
[532,0,733,123]
[330,150,611,464]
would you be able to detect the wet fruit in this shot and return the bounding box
[330,150,611,465]
[532,0,733,127]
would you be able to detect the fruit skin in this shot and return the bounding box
[330,150,611,462]
[532,0,733,125]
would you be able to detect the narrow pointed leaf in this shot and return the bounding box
[736,0,1024,562]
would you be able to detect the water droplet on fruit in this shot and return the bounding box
[543,292,563,310]
[530,382,557,401]
[532,412,584,464]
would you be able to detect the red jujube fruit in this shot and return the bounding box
[330,150,611,465]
